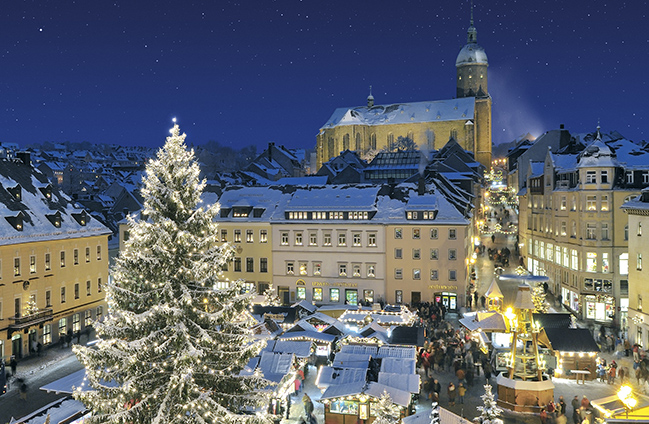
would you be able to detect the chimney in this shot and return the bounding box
[16,151,31,166]
[559,124,570,149]
[418,175,426,196]
[268,142,274,162]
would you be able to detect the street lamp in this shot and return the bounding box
[618,384,637,419]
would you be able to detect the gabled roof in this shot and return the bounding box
[485,279,504,299]
[542,328,600,352]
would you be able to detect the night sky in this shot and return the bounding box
[1,1,647,152]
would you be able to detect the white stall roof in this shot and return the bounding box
[378,373,420,393]
[380,357,416,374]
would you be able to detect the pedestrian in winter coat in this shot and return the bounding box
[302,394,314,417]
[447,382,456,406]
[458,383,466,404]
[432,379,441,398]
[558,396,567,415]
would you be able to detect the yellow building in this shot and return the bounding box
[622,189,649,346]
[519,130,649,327]
[0,158,110,360]
[316,16,491,169]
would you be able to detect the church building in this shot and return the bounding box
[316,12,492,169]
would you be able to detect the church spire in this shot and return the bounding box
[467,0,477,44]
[367,85,374,107]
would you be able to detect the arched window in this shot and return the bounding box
[355,133,361,151]
[342,134,350,151]
[387,133,394,150]
[370,134,377,150]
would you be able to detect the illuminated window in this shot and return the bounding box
[43,324,51,344]
[338,233,346,246]
[368,233,376,246]
[281,232,289,245]
[286,262,294,275]
[353,264,361,277]
[30,255,36,274]
[330,288,340,302]
[353,233,361,246]
[395,228,402,239]
[45,253,51,271]
[86,280,91,296]
[571,250,578,270]
[309,233,317,246]
[430,228,438,239]
[323,233,332,246]
[96,245,102,261]
[602,223,609,240]
[299,262,307,275]
[601,195,609,211]
[296,287,306,301]
[260,230,268,243]
[561,222,567,236]
[14,257,20,276]
[295,232,303,246]
[560,196,566,210]
[430,270,438,280]
[313,288,323,301]
[61,287,66,303]
[339,263,347,277]
[603,253,609,273]
[586,252,597,272]
[246,230,253,243]
[313,262,321,275]
[367,264,375,277]
[234,229,241,243]
[73,249,79,265]
[60,251,66,268]
[586,195,597,211]
[84,310,92,326]
[413,228,420,239]
[220,229,228,242]
[638,253,643,271]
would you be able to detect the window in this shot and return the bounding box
[246,230,253,243]
[295,232,303,245]
[561,221,567,236]
[586,223,597,239]
[638,253,643,271]
[353,264,361,277]
[413,228,420,239]
[46,290,51,307]
[73,313,80,332]
[96,245,101,261]
[571,250,578,270]
[449,270,457,281]
[395,248,402,259]
[299,262,307,275]
[30,255,36,273]
[58,318,66,336]
[412,249,421,260]
[626,171,634,184]
[601,170,609,183]
[313,288,323,301]
[234,257,242,272]
[14,257,20,276]
[43,324,52,344]
[602,253,609,273]
[234,229,241,243]
[639,295,643,312]
[620,253,629,275]
[395,290,403,304]
[260,230,268,243]
[602,223,609,240]
[586,252,597,272]
[97,306,103,320]
[395,228,402,239]
[220,229,228,242]
[338,233,346,246]
[368,233,376,247]
[601,195,609,211]
[395,268,403,279]
[85,247,90,263]
[281,232,289,245]
[430,249,439,260]
[339,263,347,276]
[60,251,66,267]
[45,253,51,271]
[571,196,577,211]
[644,172,649,184]
[586,170,597,183]
[296,287,306,301]
[74,283,80,299]
[363,290,374,303]
[330,288,340,302]
[98,278,102,292]
[309,233,317,246]
[430,270,439,280]
[639,223,643,236]
[625,225,629,241]
[85,310,92,326]
[560,196,567,210]
[246,258,254,272]
[585,195,597,211]
[449,229,457,240]
[353,233,361,246]
[61,287,66,303]
[449,249,457,260]
[86,280,91,296]
[260,258,268,273]
[314,262,321,275]
[74,249,79,265]
[367,265,375,277]
[323,233,332,246]
[286,262,294,275]
[571,221,577,238]
[413,269,421,280]
[430,228,438,239]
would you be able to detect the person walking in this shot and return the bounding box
[571,395,581,424]
[302,394,314,418]
[19,381,28,401]
[458,383,466,404]
[10,357,17,377]
[447,382,456,406]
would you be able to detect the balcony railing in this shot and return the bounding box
[8,308,53,330]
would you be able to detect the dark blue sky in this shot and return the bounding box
[1,1,646,151]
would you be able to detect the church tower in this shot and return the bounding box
[456,3,492,167]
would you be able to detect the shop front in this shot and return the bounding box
[432,289,458,311]
[561,287,580,313]
[288,278,380,306]
[583,294,615,322]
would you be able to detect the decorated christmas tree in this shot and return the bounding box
[429,402,441,424]
[531,283,548,313]
[473,384,504,424]
[73,123,270,423]
[373,390,402,424]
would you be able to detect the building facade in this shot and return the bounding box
[0,157,111,361]
[316,18,491,169]
[519,130,649,328]
[622,189,649,345]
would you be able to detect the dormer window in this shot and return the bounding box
[7,184,22,201]
[6,211,26,231]
[72,210,89,226]
[46,211,62,228]
[39,184,53,200]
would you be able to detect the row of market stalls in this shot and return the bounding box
[245,301,423,422]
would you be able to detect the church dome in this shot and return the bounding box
[456,43,488,66]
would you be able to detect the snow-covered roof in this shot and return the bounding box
[321,98,475,129]
[365,382,411,407]
[256,351,294,383]
[316,366,368,390]
[529,161,545,178]
[331,352,372,369]
[377,373,420,393]
[340,344,379,356]
[265,340,313,358]
[376,345,417,360]
[380,357,416,374]
[278,330,337,343]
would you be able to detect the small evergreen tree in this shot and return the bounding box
[73,123,270,423]
[473,384,504,424]
[263,284,281,307]
[531,283,548,313]
[373,390,402,424]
